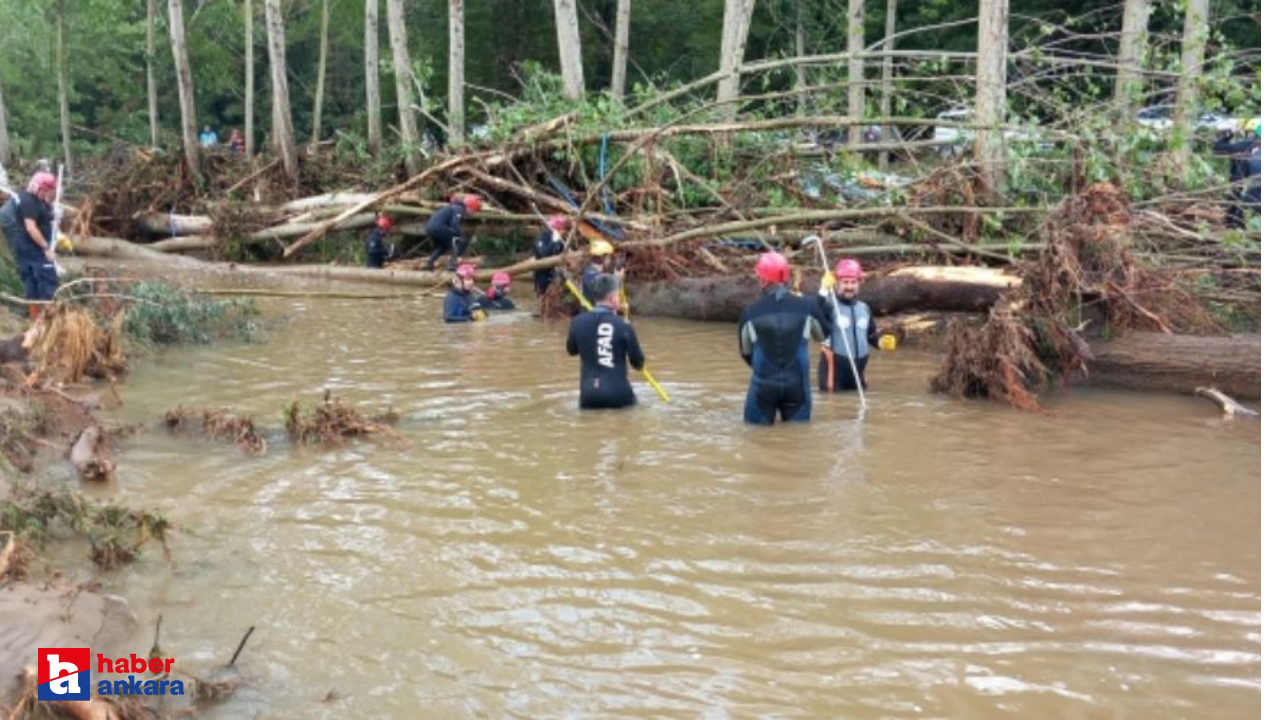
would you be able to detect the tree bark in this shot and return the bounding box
[364,0,382,154]
[1087,332,1259,399]
[448,0,464,145]
[264,0,298,183]
[846,0,866,150]
[147,0,160,149]
[552,0,586,100]
[793,0,806,112]
[0,75,10,166]
[167,0,201,178]
[311,0,330,147]
[1173,0,1210,171]
[878,0,897,171]
[610,0,632,102]
[245,0,256,157]
[716,0,757,119]
[385,0,420,172]
[1114,0,1151,112]
[974,0,1008,193]
[54,1,73,175]
[624,267,1022,321]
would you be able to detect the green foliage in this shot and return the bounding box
[122,280,259,347]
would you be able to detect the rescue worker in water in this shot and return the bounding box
[566,274,646,409]
[738,252,829,424]
[817,259,896,392]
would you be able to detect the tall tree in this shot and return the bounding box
[1173,0,1210,170]
[364,0,382,154]
[610,0,632,102]
[974,0,1009,192]
[448,0,464,144]
[0,75,10,167]
[245,0,255,157]
[846,0,866,149]
[1115,0,1152,112]
[386,0,420,172]
[794,0,806,112]
[167,0,201,178]
[552,0,585,100]
[147,0,160,149]
[311,0,331,146]
[54,0,73,174]
[264,0,298,182]
[716,0,757,118]
[878,0,898,170]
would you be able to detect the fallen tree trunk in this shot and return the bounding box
[1085,332,1260,399]
[626,266,1021,320]
[133,211,214,237]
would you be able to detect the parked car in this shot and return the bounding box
[932,108,1050,156]
[1135,104,1241,133]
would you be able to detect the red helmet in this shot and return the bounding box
[834,259,863,280]
[755,252,790,284]
[547,215,570,232]
[456,263,476,279]
[463,194,482,213]
[28,171,55,193]
[492,272,511,286]
[375,215,392,231]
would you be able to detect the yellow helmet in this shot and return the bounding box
[589,240,614,257]
[1244,117,1261,138]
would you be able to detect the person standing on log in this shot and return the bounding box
[738,252,829,425]
[443,263,487,323]
[566,274,646,410]
[365,214,393,268]
[0,172,60,319]
[816,259,896,392]
[534,215,568,297]
[1213,118,1261,229]
[426,193,482,271]
[477,272,516,311]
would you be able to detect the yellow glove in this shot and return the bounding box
[56,235,73,253]
[820,271,835,292]
[878,334,897,351]
[471,309,488,321]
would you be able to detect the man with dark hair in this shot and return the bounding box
[566,274,646,409]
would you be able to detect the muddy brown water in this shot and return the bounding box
[77,288,1257,717]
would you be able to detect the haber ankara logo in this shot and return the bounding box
[38,647,90,701]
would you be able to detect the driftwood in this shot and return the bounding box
[625,266,1022,321]
[68,425,115,482]
[1086,332,1260,399]
[1195,387,1260,419]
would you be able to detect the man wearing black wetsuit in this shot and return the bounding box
[425,194,481,271]
[566,274,645,409]
[738,252,828,424]
[533,215,567,297]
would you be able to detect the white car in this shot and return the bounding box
[933,109,1047,155]
[1135,104,1240,133]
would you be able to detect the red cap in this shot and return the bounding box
[456,263,476,279]
[834,259,863,280]
[492,272,510,286]
[754,252,790,284]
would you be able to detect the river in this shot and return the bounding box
[86,288,1259,717]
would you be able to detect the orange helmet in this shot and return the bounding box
[463,194,482,213]
[754,252,790,284]
[375,215,393,231]
[834,259,863,280]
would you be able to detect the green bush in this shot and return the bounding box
[122,280,260,346]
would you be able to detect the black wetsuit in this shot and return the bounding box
[1212,135,1261,228]
[443,286,481,323]
[0,191,57,301]
[533,228,565,296]
[477,289,516,311]
[566,307,645,409]
[738,285,828,424]
[365,227,389,268]
[425,202,468,270]
[816,293,880,392]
